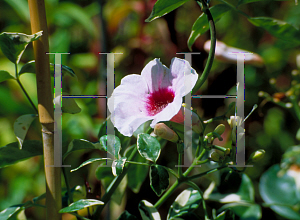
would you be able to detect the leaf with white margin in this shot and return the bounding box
[137,133,161,163]
[71,158,111,172]
[0,31,42,64]
[138,200,161,220]
[99,135,121,159]
[59,199,104,213]
[112,157,127,176]
[167,188,202,220]
[14,114,37,149]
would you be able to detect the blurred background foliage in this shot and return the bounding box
[0,0,300,219]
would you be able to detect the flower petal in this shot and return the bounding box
[169,57,198,97]
[141,58,173,93]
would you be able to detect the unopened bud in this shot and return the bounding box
[228,116,242,129]
[214,124,226,136]
[210,152,221,162]
[249,149,265,162]
[154,123,178,143]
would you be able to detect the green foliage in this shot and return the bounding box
[59,199,104,213]
[99,135,122,159]
[0,31,42,64]
[167,188,202,219]
[112,157,127,176]
[0,140,42,169]
[188,4,231,50]
[259,164,300,219]
[248,17,300,44]
[137,133,161,163]
[145,0,190,22]
[138,200,161,220]
[118,211,138,220]
[149,165,169,197]
[0,71,14,83]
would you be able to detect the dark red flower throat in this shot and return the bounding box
[145,88,175,116]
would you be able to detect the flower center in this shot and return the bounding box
[145,88,175,116]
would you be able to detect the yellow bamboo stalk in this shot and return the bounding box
[28,1,61,219]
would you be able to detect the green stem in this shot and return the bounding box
[186,181,209,220]
[92,146,138,219]
[186,165,228,181]
[154,180,181,209]
[62,167,80,220]
[192,0,216,94]
[15,64,38,114]
[177,143,183,177]
[289,95,300,125]
[183,149,207,177]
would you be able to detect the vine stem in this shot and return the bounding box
[192,0,216,94]
[15,64,38,114]
[28,1,60,219]
[92,146,138,219]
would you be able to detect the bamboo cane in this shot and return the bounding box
[28,1,61,219]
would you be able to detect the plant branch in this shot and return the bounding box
[192,0,216,94]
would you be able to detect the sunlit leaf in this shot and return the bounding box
[100,135,121,159]
[64,139,106,159]
[112,157,127,176]
[137,133,161,163]
[188,4,231,50]
[0,204,26,220]
[59,199,104,213]
[248,17,300,44]
[71,158,111,172]
[138,200,161,220]
[150,165,169,197]
[13,114,37,149]
[145,0,190,22]
[0,31,42,64]
[167,188,202,219]
[54,92,81,114]
[0,70,14,83]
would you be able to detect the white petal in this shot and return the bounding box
[141,58,172,93]
[169,57,198,97]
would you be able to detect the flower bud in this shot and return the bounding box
[214,124,226,136]
[154,123,178,142]
[210,152,221,162]
[249,149,265,162]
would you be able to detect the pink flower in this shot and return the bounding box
[108,57,198,136]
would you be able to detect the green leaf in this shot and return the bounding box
[137,133,161,163]
[259,164,300,219]
[112,157,127,176]
[118,210,138,220]
[13,114,37,149]
[56,92,81,114]
[59,199,104,213]
[138,200,161,220]
[187,4,231,50]
[237,0,291,7]
[95,162,114,189]
[149,165,169,197]
[63,139,106,159]
[0,31,42,64]
[71,158,111,172]
[0,140,43,169]
[0,70,14,83]
[167,188,202,220]
[126,146,149,193]
[18,60,76,78]
[0,205,25,220]
[100,135,121,159]
[219,203,261,220]
[145,0,190,22]
[248,17,300,44]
